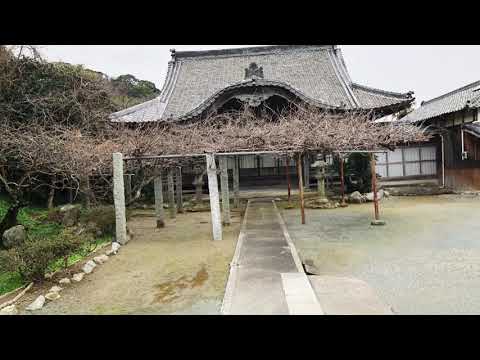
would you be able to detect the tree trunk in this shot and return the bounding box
[47,177,56,209]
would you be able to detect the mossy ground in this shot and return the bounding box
[0,198,112,296]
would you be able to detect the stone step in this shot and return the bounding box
[308,275,394,315]
[281,273,324,315]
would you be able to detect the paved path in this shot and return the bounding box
[221,199,323,315]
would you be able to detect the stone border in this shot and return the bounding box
[220,199,251,315]
[272,200,305,273]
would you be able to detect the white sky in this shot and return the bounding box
[39,45,480,107]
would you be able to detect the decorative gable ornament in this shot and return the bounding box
[245,63,264,80]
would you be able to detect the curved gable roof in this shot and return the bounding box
[111,45,413,123]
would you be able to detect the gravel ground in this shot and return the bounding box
[282,195,480,315]
[18,210,241,315]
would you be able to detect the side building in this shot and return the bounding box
[402,80,480,190]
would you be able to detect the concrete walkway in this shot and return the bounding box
[221,199,323,315]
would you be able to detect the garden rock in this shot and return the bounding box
[365,190,385,202]
[26,295,45,311]
[59,278,71,285]
[2,225,26,249]
[0,305,18,315]
[49,286,62,293]
[349,191,365,204]
[94,255,109,265]
[111,242,121,254]
[45,292,61,301]
[59,204,81,227]
[72,273,84,282]
[82,260,96,274]
[106,249,115,256]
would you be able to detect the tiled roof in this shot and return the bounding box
[464,122,480,138]
[110,45,413,123]
[402,80,480,124]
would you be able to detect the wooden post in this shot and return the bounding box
[219,156,231,226]
[154,172,165,228]
[303,155,310,191]
[167,168,176,219]
[233,156,240,209]
[286,155,291,204]
[176,167,184,214]
[370,154,385,226]
[206,154,222,241]
[339,156,347,206]
[296,153,306,225]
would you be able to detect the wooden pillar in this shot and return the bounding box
[206,154,222,241]
[233,156,240,209]
[286,155,291,203]
[113,153,128,245]
[219,156,231,226]
[370,154,385,226]
[339,156,346,206]
[303,155,310,191]
[167,168,176,219]
[296,153,306,225]
[154,172,165,228]
[176,167,184,214]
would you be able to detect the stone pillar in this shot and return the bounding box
[206,154,222,241]
[167,168,176,219]
[124,174,132,204]
[113,153,128,245]
[219,156,231,226]
[176,167,184,214]
[233,156,240,209]
[154,173,165,228]
[194,176,204,202]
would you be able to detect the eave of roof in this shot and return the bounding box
[110,45,414,123]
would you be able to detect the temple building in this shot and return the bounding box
[110,45,414,189]
[401,80,480,190]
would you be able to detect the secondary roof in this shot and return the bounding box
[402,80,480,124]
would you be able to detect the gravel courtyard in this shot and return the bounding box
[282,195,480,315]
[18,210,241,315]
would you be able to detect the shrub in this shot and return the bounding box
[80,205,117,237]
[0,230,87,282]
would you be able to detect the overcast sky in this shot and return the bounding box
[39,45,480,106]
